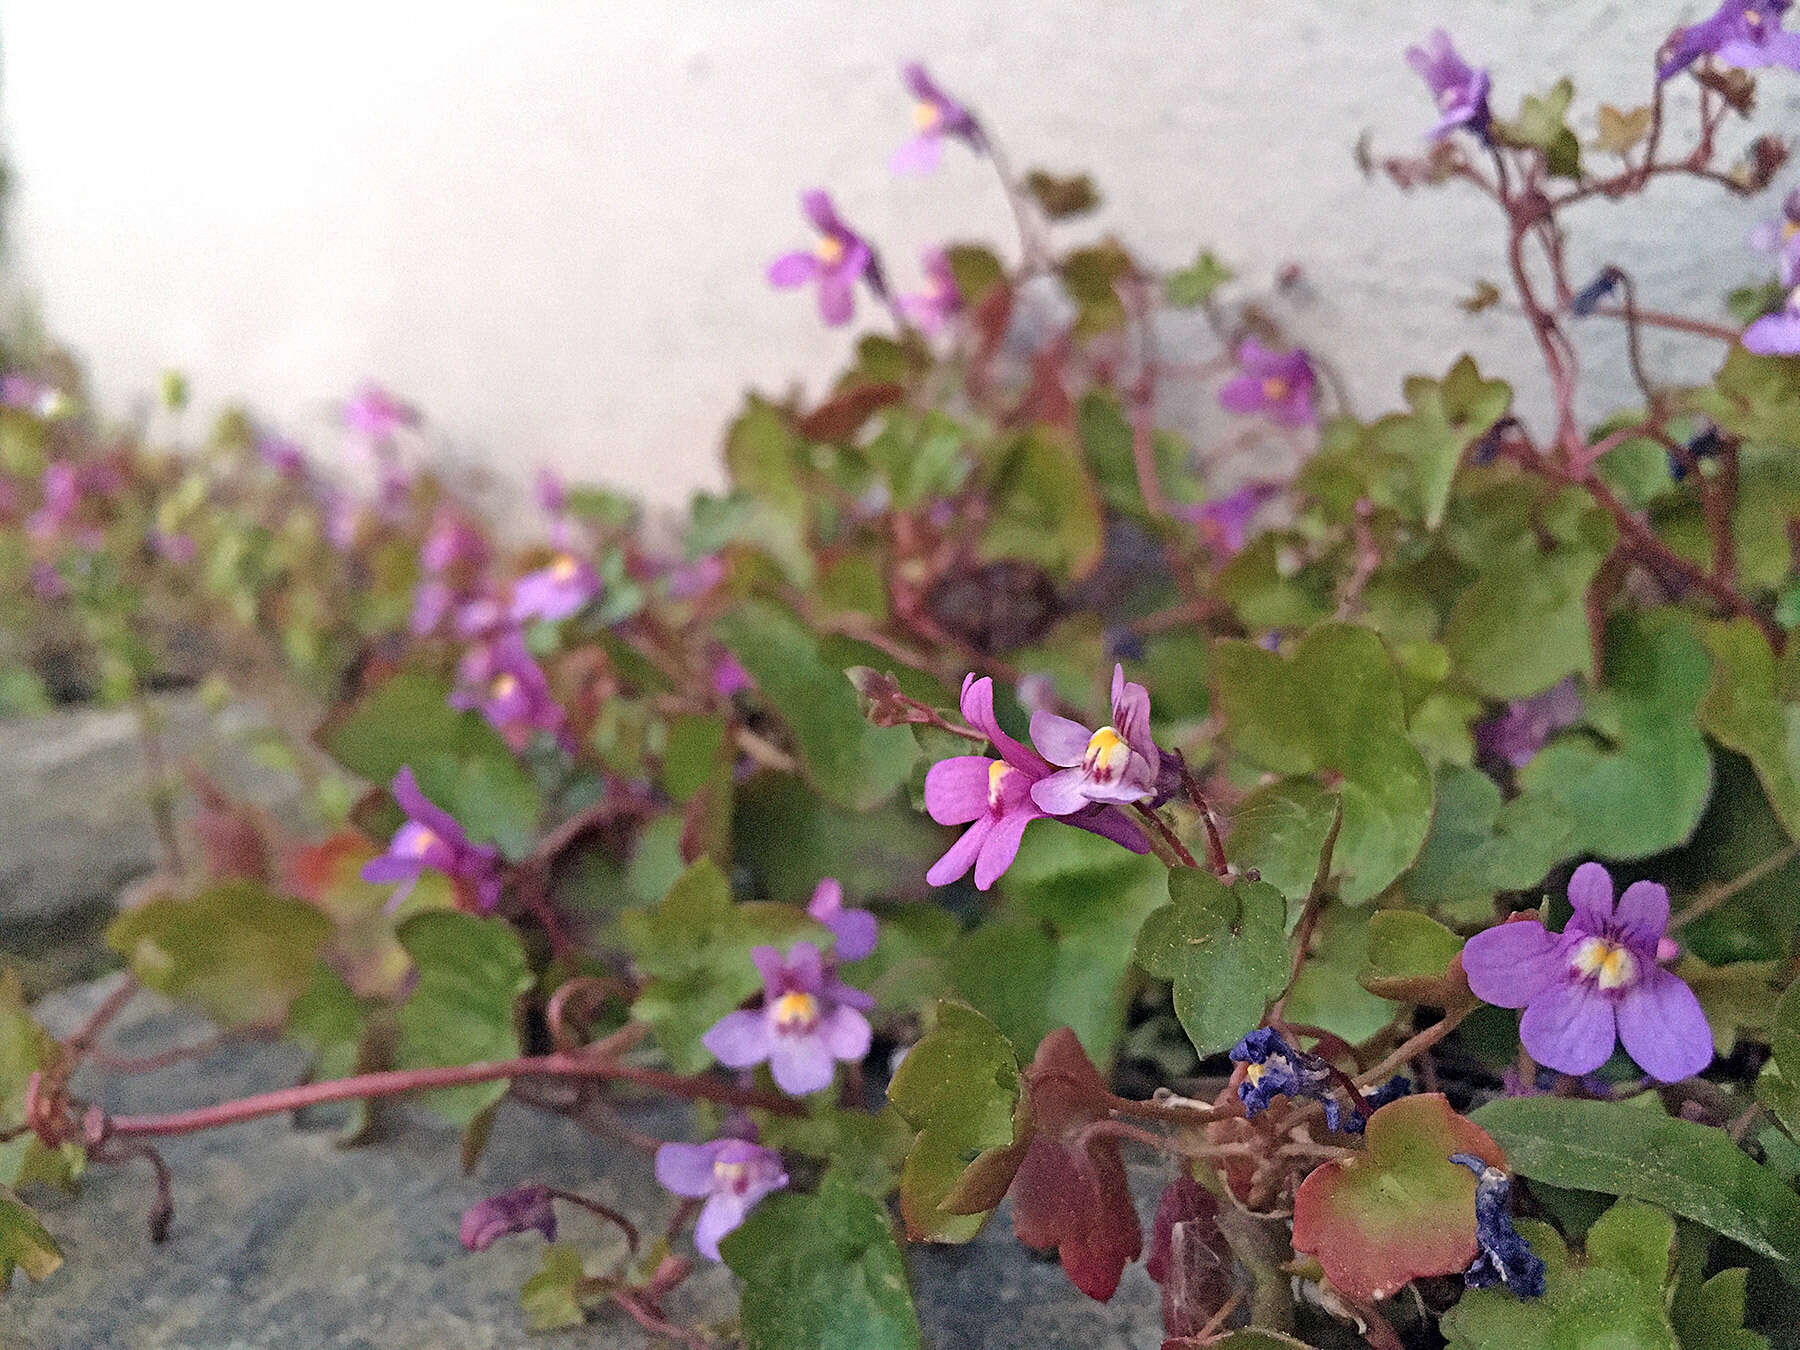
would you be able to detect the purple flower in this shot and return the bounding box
[1744,285,1800,354]
[421,510,490,575]
[1460,863,1712,1082]
[459,1185,557,1251]
[452,634,565,748]
[898,248,963,335]
[0,374,68,419]
[701,943,873,1096]
[1180,483,1280,558]
[1659,0,1800,81]
[534,468,568,519]
[1405,30,1492,139]
[665,554,725,601]
[27,462,79,541]
[1028,664,1161,815]
[891,63,982,175]
[257,434,307,481]
[767,190,878,327]
[1475,677,1583,769]
[806,878,878,962]
[712,652,752,698]
[343,383,418,444]
[1448,1156,1546,1297]
[923,674,1149,890]
[510,552,601,624]
[1751,188,1800,285]
[150,531,197,564]
[30,561,66,600]
[1218,341,1318,427]
[654,1138,788,1261]
[360,767,503,912]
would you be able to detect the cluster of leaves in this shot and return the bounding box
[5,9,1800,1349]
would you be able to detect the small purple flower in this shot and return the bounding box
[452,634,565,748]
[459,1185,557,1251]
[1475,677,1583,769]
[1447,1156,1546,1298]
[421,510,490,575]
[360,767,503,912]
[712,652,752,699]
[654,1138,788,1261]
[27,462,79,541]
[30,561,66,600]
[1743,285,1800,354]
[1752,188,1800,285]
[510,552,601,624]
[767,190,878,327]
[0,374,68,419]
[665,554,725,601]
[890,63,982,175]
[1218,341,1318,427]
[923,674,1149,890]
[1180,483,1280,558]
[1028,664,1160,815]
[1659,0,1800,82]
[897,248,963,335]
[1405,30,1492,139]
[257,433,308,481]
[343,383,418,444]
[701,943,873,1096]
[1461,863,1712,1082]
[806,878,878,962]
[534,468,568,519]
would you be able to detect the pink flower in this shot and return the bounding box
[451,633,565,748]
[1028,664,1161,815]
[510,552,601,624]
[702,943,873,1096]
[891,62,982,175]
[1218,341,1318,427]
[359,767,502,912]
[343,383,418,444]
[767,190,879,327]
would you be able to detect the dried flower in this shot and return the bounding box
[459,1185,557,1251]
[1447,1155,1547,1297]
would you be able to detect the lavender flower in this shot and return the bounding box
[510,552,602,624]
[342,383,418,444]
[1461,863,1712,1081]
[891,63,982,175]
[421,509,490,575]
[1659,0,1800,81]
[451,634,565,748]
[767,190,878,327]
[923,674,1148,890]
[360,767,502,912]
[1180,483,1280,558]
[1448,1156,1547,1298]
[898,248,963,335]
[26,462,79,541]
[665,554,725,601]
[806,878,878,962]
[1218,341,1318,427]
[1475,678,1583,768]
[1753,189,1800,286]
[712,652,752,699]
[459,1185,557,1251]
[1405,30,1492,139]
[702,943,873,1096]
[1028,664,1160,815]
[1743,284,1800,354]
[257,434,307,481]
[654,1138,788,1261]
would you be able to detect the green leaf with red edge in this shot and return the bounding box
[888,1001,1030,1243]
[1291,1093,1506,1301]
[0,972,81,1193]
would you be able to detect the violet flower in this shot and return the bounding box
[1659,0,1800,82]
[1448,1156,1546,1298]
[421,510,489,575]
[26,462,79,541]
[1028,664,1160,815]
[510,551,601,624]
[898,248,963,335]
[923,674,1149,890]
[1475,677,1583,769]
[891,63,982,175]
[343,383,418,444]
[459,1185,557,1251]
[1180,483,1280,558]
[1218,341,1318,427]
[1405,30,1492,139]
[360,767,502,912]
[0,374,68,419]
[807,877,878,962]
[712,651,752,699]
[451,633,565,748]
[1743,284,1800,354]
[1751,187,1800,285]
[767,190,878,327]
[1461,863,1712,1082]
[257,434,307,481]
[654,1138,788,1261]
[701,943,873,1096]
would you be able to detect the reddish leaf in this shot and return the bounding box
[1008,1029,1143,1301]
[1291,1093,1505,1301]
[1146,1176,1233,1338]
[188,769,275,883]
[797,381,904,442]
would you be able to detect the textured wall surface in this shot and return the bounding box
[2,1,1788,507]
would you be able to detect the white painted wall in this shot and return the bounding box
[1,1,1788,507]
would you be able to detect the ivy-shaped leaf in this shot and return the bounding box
[1215,624,1433,903]
[0,971,81,1192]
[1291,1093,1507,1300]
[1133,869,1288,1056]
[1404,763,1570,915]
[1495,79,1582,178]
[1282,905,1398,1044]
[1166,249,1234,307]
[1697,617,1800,839]
[979,429,1106,581]
[1358,908,1469,1006]
[1363,356,1512,529]
[518,1242,588,1331]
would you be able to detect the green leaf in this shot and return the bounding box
[1441,1200,1679,1350]
[1777,980,1800,1083]
[1672,1263,1770,1350]
[660,713,728,802]
[1496,79,1582,178]
[718,599,918,811]
[1404,763,1570,913]
[1694,346,1800,448]
[888,1001,1030,1242]
[0,970,81,1192]
[393,911,532,1125]
[518,1242,587,1331]
[1022,169,1100,219]
[106,881,331,1027]
[979,429,1105,580]
[1364,356,1512,529]
[287,961,365,1083]
[0,1185,61,1286]
[1215,625,1433,903]
[1166,249,1234,307]
[1282,905,1397,1043]
[724,394,807,516]
[1517,614,1714,861]
[1133,869,1288,1056]
[724,1171,923,1350]
[1698,618,1800,838]
[1057,239,1132,337]
[1472,1096,1800,1276]
[1359,908,1468,1005]
[757,1103,914,1200]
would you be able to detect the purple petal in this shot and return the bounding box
[799,188,841,235]
[1566,862,1615,934]
[1613,881,1671,947]
[826,909,879,962]
[390,767,458,841]
[655,1141,724,1198]
[1461,918,1564,1009]
[1029,711,1094,767]
[750,945,787,991]
[702,1010,772,1068]
[359,853,423,885]
[1030,768,1098,817]
[818,1005,872,1062]
[460,1185,557,1251]
[769,1036,836,1096]
[890,134,943,175]
[1743,310,1800,355]
[693,1193,749,1262]
[1217,375,1265,414]
[786,942,826,993]
[1519,979,1618,1076]
[925,756,995,825]
[974,806,1036,889]
[768,252,818,288]
[960,674,1042,770]
[1111,672,1154,759]
[927,817,994,887]
[808,878,844,921]
[1072,805,1151,854]
[817,273,856,326]
[1616,968,1713,1083]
